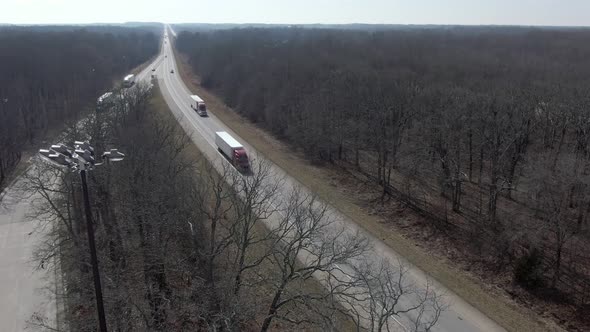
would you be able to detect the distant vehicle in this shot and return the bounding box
[215,131,250,172]
[123,74,135,88]
[97,92,112,104]
[170,69,174,74]
[97,92,113,109]
[152,68,156,71]
[190,95,207,116]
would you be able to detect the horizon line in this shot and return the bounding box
[1,22,590,28]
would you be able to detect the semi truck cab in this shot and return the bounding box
[215,131,250,172]
[234,148,250,170]
[190,95,208,116]
[196,103,207,116]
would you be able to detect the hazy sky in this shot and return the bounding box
[2,0,588,26]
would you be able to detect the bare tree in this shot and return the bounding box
[194,160,235,287]
[351,258,445,332]
[259,187,369,331]
[229,157,283,296]
[530,151,587,288]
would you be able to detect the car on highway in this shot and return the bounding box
[152,68,156,71]
[170,69,174,74]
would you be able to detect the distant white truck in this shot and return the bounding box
[215,131,250,172]
[96,92,116,111]
[123,74,135,88]
[190,95,208,116]
[97,92,113,105]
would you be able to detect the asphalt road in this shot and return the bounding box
[0,173,56,331]
[142,26,507,332]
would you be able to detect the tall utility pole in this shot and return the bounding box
[39,142,125,332]
[80,168,108,332]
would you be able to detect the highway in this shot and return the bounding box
[139,26,506,332]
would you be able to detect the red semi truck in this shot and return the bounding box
[190,95,208,116]
[215,131,250,172]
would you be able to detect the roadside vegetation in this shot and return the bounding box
[176,26,590,330]
[24,83,443,331]
[0,26,159,188]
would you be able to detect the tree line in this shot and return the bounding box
[0,26,159,187]
[176,27,590,328]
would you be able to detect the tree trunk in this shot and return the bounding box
[233,244,247,295]
[468,129,473,182]
[488,184,498,223]
[552,125,567,173]
[260,282,287,332]
[207,216,217,287]
[552,241,563,289]
[452,180,462,212]
[478,146,484,186]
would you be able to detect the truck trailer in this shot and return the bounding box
[97,92,113,105]
[215,131,250,172]
[190,95,208,116]
[123,74,135,88]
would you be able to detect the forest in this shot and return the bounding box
[177,26,590,329]
[0,26,159,187]
[25,84,443,331]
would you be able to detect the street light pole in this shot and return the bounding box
[39,142,125,332]
[80,168,108,332]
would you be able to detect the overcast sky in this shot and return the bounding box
[1,0,588,26]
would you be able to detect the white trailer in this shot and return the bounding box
[215,131,250,171]
[123,74,135,88]
[190,95,208,116]
[97,92,113,105]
